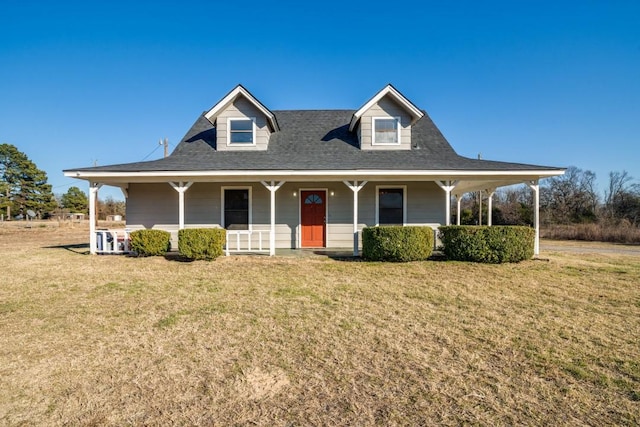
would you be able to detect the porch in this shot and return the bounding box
[84,176,545,257]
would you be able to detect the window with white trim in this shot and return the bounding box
[223,188,250,230]
[377,187,405,225]
[228,117,255,144]
[372,117,400,145]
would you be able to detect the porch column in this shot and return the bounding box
[343,180,368,256]
[478,190,483,225]
[528,180,540,255]
[455,193,462,225]
[261,180,285,256]
[436,180,458,226]
[486,189,496,226]
[89,182,103,255]
[169,182,193,230]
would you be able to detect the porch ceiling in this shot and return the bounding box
[64,169,558,191]
[452,179,536,194]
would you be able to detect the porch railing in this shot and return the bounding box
[96,229,131,254]
[225,230,270,255]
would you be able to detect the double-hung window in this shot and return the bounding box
[228,117,255,144]
[372,117,400,145]
[377,187,406,225]
[223,188,250,230]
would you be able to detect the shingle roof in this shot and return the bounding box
[66,110,559,173]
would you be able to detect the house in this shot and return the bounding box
[64,84,565,256]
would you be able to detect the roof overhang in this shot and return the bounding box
[64,169,564,191]
[349,84,425,132]
[204,84,279,132]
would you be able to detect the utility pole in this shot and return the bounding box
[160,138,169,158]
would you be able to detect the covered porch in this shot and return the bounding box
[72,170,551,257]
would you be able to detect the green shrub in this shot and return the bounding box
[129,229,171,256]
[362,226,434,262]
[178,228,226,260]
[438,226,534,263]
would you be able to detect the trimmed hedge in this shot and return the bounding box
[129,229,171,256]
[178,228,226,260]
[438,225,534,263]
[362,226,434,262]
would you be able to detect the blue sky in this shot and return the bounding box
[1,0,639,201]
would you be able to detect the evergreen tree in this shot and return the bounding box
[61,186,89,214]
[0,180,10,219]
[0,143,56,218]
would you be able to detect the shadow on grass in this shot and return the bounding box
[311,250,362,262]
[163,252,195,263]
[310,250,448,262]
[40,245,450,263]
[43,243,90,255]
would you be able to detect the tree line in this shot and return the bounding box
[456,166,640,228]
[1,143,124,220]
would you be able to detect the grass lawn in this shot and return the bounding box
[1,224,639,425]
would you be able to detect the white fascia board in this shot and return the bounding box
[349,84,425,132]
[204,85,278,131]
[65,168,565,182]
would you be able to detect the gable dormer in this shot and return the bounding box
[349,84,424,150]
[204,85,279,151]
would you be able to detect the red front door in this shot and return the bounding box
[301,190,326,247]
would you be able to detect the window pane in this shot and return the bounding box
[305,194,323,204]
[230,131,253,143]
[374,118,398,144]
[379,188,403,225]
[225,189,249,230]
[375,119,397,131]
[379,208,403,225]
[231,119,253,131]
[230,119,254,143]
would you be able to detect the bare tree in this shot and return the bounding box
[493,185,533,225]
[605,171,640,225]
[541,166,598,224]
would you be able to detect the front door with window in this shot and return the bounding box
[301,190,326,247]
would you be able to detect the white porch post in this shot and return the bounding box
[478,190,483,225]
[261,180,285,256]
[455,194,462,225]
[343,180,368,256]
[436,180,458,226]
[486,189,496,226]
[89,182,102,255]
[528,180,540,255]
[169,181,193,230]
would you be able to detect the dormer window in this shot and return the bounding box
[372,117,400,145]
[228,117,256,145]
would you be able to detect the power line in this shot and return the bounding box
[52,180,80,190]
[140,143,162,161]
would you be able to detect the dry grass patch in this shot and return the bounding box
[1,226,639,425]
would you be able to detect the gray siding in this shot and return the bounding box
[126,183,178,229]
[215,97,271,151]
[125,181,445,250]
[184,182,220,225]
[359,96,412,150]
